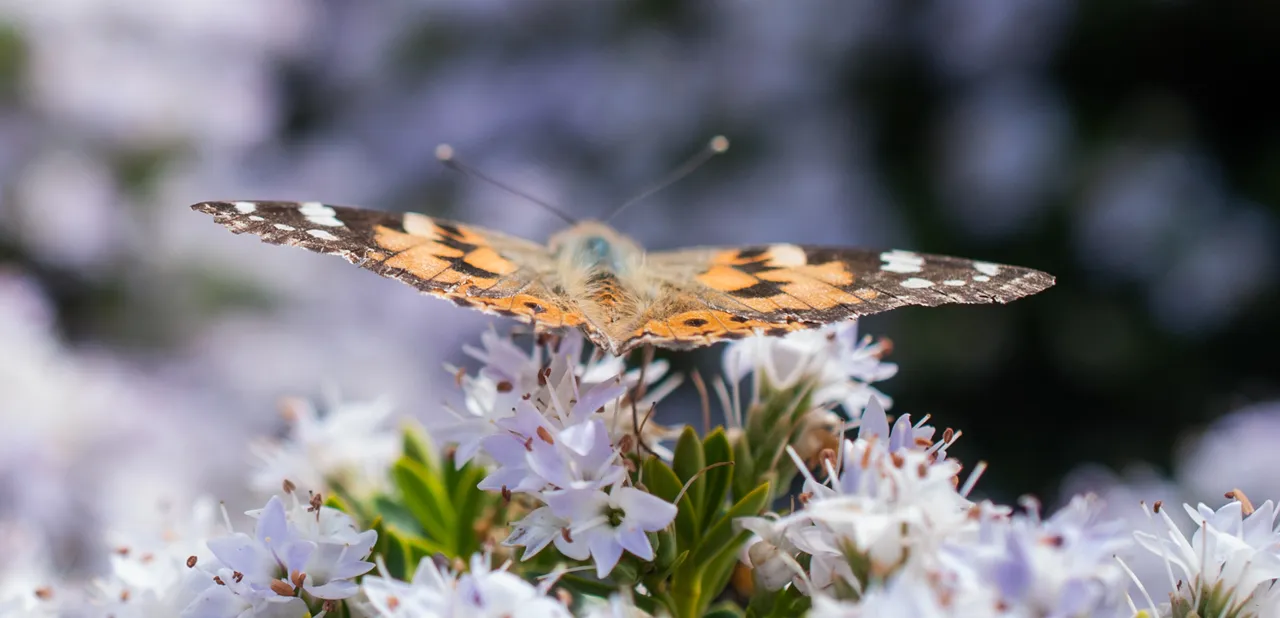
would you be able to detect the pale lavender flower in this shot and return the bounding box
[249,396,400,499]
[723,321,897,422]
[360,552,571,618]
[938,495,1133,618]
[807,569,953,618]
[770,426,972,595]
[439,330,678,467]
[542,483,678,578]
[0,522,64,617]
[737,515,804,591]
[502,506,570,561]
[199,493,375,613]
[576,591,654,618]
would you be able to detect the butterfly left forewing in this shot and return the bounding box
[620,243,1054,352]
[190,201,585,330]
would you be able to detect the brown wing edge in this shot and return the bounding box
[189,201,586,332]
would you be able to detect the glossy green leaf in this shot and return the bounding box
[323,491,352,514]
[698,529,752,613]
[372,522,412,581]
[400,423,437,471]
[695,482,770,565]
[371,494,422,535]
[672,425,706,512]
[700,428,734,531]
[669,483,771,618]
[705,601,747,618]
[642,456,700,550]
[449,461,492,556]
[392,457,456,551]
[731,434,756,504]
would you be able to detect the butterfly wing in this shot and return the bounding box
[616,243,1054,352]
[190,201,585,330]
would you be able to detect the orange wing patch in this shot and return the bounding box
[628,308,808,350]
[464,292,586,329]
[701,246,864,313]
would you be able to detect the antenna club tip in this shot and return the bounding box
[434,143,455,161]
[709,135,730,153]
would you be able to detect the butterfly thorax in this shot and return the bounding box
[549,221,647,329]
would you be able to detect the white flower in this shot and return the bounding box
[86,497,226,617]
[541,483,678,578]
[723,321,896,420]
[477,401,627,496]
[190,493,375,615]
[576,592,656,618]
[249,396,401,498]
[438,330,679,468]
[502,506,571,561]
[773,409,971,595]
[0,522,64,617]
[808,568,952,618]
[360,552,572,618]
[1134,497,1280,618]
[737,516,803,591]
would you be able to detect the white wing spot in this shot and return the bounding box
[299,201,345,227]
[901,277,934,289]
[942,279,966,286]
[880,250,925,274]
[765,244,807,267]
[274,223,296,231]
[973,262,1000,276]
[233,202,257,214]
[248,215,265,222]
[973,275,991,282]
[307,229,339,241]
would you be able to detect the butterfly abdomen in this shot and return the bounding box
[585,271,626,310]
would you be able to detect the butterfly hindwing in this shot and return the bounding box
[190,201,583,330]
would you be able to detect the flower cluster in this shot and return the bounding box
[438,330,680,578]
[360,553,571,617]
[10,322,1280,618]
[84,491,376,618]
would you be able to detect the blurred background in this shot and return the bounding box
[1,0,1277,592]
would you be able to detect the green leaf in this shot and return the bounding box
[672,425,706,512]
[698,529,752,614]
[392,457,457,551]
[557,573,619,599]
[700,428,734,532]
[642,456,700,550]
[695,482,770,565]
[323,492,352,514]
[449,461,492,556]
[371,495,423,535]
[705,601,748,618]
[372,522,413,581]
[402,534,446,571]
[669,483,771,618]
[401,423,438,472]
[656,549,690,582]
[731,434,756,504]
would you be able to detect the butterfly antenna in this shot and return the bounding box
[604,135,730,223]
[435,144,577,225]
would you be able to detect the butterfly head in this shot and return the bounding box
[549,220,641,273]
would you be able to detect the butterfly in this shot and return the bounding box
[190,200,1054,355]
